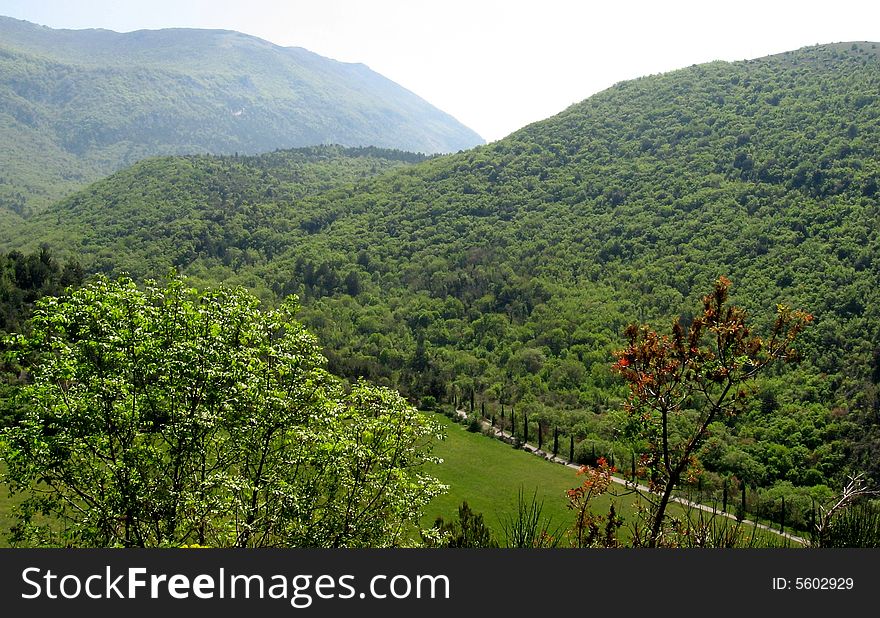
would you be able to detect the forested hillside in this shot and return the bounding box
[20,145,425,282]
[8,42,880,520]
[0,16,482,214]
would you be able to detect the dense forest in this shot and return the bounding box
[4,42,880,529]
[15,146,427,280]
[0,16,482,215]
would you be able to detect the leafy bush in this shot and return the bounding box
[813,501,880,547]
[423,501,497,548]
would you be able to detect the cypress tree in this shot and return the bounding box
[631,454,636,482]
[470,390,475,413]
[780,496,786,533]
[569,435,574,463]
[722,479,728,513]
[523,413,529,444]
[491,415,495,428]
[553,426,559,457]
[511,410,515,440]
[481,401,485,418]
[500,409,505,436]
[740,482,747,522]
[810,497,816,538]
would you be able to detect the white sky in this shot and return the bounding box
[1,0,878,142]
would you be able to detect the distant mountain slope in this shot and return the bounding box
[15,42,880,492]
[0,16,483,214]
[19,145,425,280]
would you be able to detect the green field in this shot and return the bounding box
[422,414,798,547]
[422,413,625,544]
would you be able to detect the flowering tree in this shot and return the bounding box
[1,276,445,547]
[613,277,811,547]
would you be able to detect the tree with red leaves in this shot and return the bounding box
[566,458,622,547]
[613,276,812,547]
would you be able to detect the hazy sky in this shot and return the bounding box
[1,0,878,142]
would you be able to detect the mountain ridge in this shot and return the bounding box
[0,15,365,70]
[0,15,483,214]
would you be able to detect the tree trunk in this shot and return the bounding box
[648,458,689,547]
[649,479,677,547]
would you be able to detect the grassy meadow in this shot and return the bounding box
[422,414,798,547]
[423,413,635,544]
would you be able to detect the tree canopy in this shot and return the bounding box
[1,275,445,547]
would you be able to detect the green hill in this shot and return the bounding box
[8,42,880,519]
[15,145,426,283]
[0,16,483,214]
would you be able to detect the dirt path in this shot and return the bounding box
[453,410,806,545]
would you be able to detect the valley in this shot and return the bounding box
[1,29,878,547]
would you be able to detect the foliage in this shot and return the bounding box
[0,246,86,426]
[11,146,427,280]
[812,501,880,548]
[657,503,766,548]
[613,277,811,545]
[4,42,880,509]
[751,481,833,532]
[0,246,85,333]
[423,501,498,548]
[466,415,482,432]
[809,474,880,546]
[501,488,562,548]
[0,275,444,547]
[566,457,623,547]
